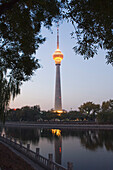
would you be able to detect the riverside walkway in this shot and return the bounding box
[0,133,73,170]
[0,141,44,170]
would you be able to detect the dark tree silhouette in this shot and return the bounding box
[0,0,61,121]
[64,0,113,64]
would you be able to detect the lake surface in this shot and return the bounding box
[0,126,113,170]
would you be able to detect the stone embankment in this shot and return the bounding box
[0,134,73,170]
[2,121,113,130]
[0,142,35,170]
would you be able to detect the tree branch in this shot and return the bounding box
[0,40,9,49]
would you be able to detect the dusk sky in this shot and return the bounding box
[10,21,113,111]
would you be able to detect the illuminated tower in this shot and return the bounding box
[53,24,63,111]
[51,129,62,164]
[55,134,62,164]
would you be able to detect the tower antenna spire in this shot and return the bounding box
[57,22,59,49]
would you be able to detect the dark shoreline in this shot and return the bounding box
[0,142,35,170]
[1,122,113,130]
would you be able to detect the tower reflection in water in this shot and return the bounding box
[51,129,62,165]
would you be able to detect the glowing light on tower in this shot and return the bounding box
[53,23,64,111]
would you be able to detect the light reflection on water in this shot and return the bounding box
[0,126,113,170]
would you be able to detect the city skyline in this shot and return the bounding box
[9,21,113,111]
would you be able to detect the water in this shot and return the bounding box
[0,126,113,170]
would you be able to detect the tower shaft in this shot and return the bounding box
[53,24,63,111]
[55,64,62,110]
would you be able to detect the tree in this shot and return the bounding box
[97,110,113,123]
[79,102,100,120]
[64,0,113,65]
[102,100,113,111]
[0,0,61,121]
[97,99,113,123]
[58,112,68,121]
[67,111,85,121]
[40,111,47,121]
[7,105,41,121]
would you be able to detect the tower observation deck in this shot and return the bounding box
[53,24,63,111]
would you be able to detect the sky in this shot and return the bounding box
[9,21,113,111]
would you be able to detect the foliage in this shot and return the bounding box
[97,99,113,123]
[0,0,61,121]
[4,100,113,123]
[97,111,113,123]
[78,100,113,122]
[64,0,113,64]
[67,111,86,121]
[6,108,86,122]
[79,102,100,118]
[101,99,113,111]
[7,105,40,121]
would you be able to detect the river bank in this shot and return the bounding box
[1,121,113,129]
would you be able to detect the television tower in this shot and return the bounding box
[53,24,64,111]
